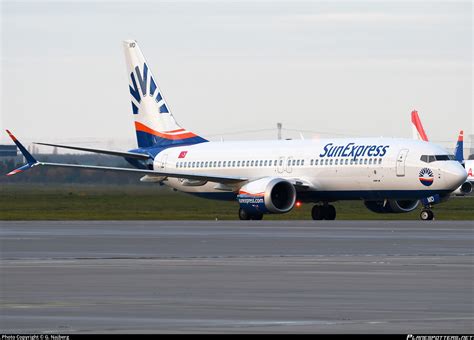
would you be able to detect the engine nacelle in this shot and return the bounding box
[364,199,419,214]
[238,177,296,214]
[452,181,473,196]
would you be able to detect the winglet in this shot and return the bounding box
[5,130,38,176]
[454,130,464,163]
[411,110,429,142]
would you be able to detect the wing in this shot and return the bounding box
[34,142,150,160]
[5,130,247,184]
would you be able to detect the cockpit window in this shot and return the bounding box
[435,154,455,161]
[421,154,455,163]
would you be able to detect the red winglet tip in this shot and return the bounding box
[5,130,17,141]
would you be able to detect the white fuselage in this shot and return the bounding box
[151,137,467,202]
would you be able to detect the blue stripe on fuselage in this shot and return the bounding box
[135,131,208,150]
[187,190,452,202]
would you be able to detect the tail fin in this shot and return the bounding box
[123,40,207,148]
[454,130,464,163]
[411,110,429,141]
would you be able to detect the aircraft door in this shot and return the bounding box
[286,156,293,174]
[277,156,285,174]
[396,149,409,176]
[159,153,168,170]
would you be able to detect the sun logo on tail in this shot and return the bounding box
[419,168,434,186]
[129,63,169,115]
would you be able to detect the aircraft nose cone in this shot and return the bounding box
[444,162,468,190]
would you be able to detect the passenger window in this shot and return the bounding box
[204,162,208,167]
[301,160,304,166]
[296,160,300,166]
[258,160,262,167]
[264,160,268,166]
[223,161,226,167]
[237,161,240,167]
[231,161,235,167]
[329,159,333,165]
[335,159,338,165]
[345,159,349,165]
[292,160,296,166]
[315,159,319,166]
[310,159,314,166]
[368,158,372,165]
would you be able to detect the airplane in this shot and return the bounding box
[5,40,468,221]
[452,130,474,195]
[411,110,472,196]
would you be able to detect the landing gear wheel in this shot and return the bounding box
[239,208,251,220]
[312,205,337,220]
[311,205,324,220]
[239,208,264,221]
[420,209,434,221]
[325,205,336,220]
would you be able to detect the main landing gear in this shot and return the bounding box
[238,208,263,220]
[311,204,336,220]
[420,208,435,221]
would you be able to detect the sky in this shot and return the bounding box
[1,0,472,153]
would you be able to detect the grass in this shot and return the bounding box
[1,183,473,220]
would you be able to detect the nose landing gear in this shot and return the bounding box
[420,208,434,221]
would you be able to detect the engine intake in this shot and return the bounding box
[453,181,473,196]
[238,177,296,214]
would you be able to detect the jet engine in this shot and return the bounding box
[364,199,420,213]
[237,177,296,214]
[452,181,473,196]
